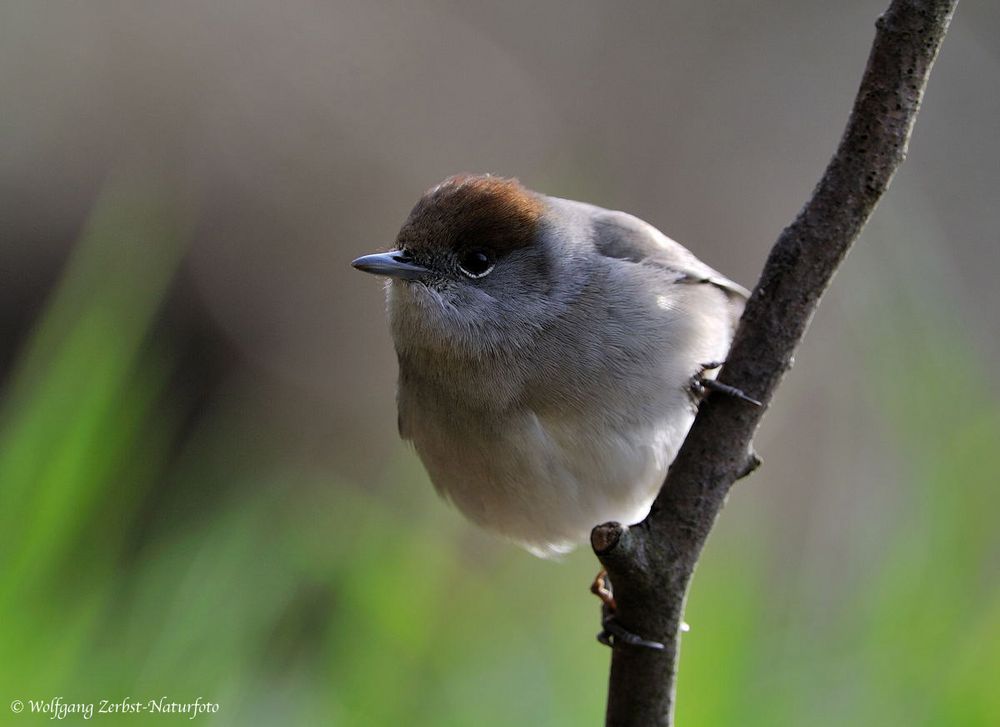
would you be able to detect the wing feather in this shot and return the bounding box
[590,209,750,302]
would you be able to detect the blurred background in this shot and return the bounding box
[1,1,997,724]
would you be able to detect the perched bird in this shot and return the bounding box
[353,174,750,558]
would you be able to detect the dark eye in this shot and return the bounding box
[458,249,495,278]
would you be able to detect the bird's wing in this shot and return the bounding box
[591,208,750,303]
[589,207,750,302]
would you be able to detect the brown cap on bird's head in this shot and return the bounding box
[396,174,545,255]
[351,173,547,282]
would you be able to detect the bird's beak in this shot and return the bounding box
[351,250,429,281]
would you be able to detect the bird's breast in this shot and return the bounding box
[399,371,695,556]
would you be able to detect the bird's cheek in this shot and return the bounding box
[386,278,423,308]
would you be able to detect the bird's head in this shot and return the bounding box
[353,174,583,357]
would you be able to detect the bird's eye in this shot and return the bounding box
[458,249,495,278]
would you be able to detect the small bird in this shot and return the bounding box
[353,174,750,558]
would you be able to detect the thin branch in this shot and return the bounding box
[592,2,959,725]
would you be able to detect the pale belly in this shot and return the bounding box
[410,397,696,557]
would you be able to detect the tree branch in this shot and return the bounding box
[592,2,959,724]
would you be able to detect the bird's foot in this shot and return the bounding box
[591,569,665,651]
[689,361,762,408]
[590,568,616,610]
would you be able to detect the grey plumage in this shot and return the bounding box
[355,176,746,557]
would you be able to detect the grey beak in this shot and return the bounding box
[351,250,429,280]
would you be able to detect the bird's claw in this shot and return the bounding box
[590,568,616,610]
[689,361,762,408]
[598,614,666,650]
[591,569,665,651]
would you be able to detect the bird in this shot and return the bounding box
[352,174,751,559]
